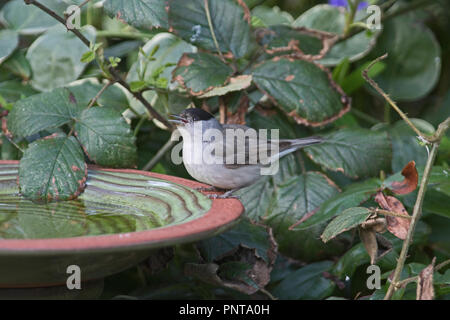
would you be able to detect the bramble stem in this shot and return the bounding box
[363,55,450,300]
[23,0,173,131]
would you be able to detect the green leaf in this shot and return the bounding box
[127,33,196,87]
[1,50,32,80]
[18,134,87,203]
[66,78,129,112]
[0,80,38,103]
[8,87,81,138]
[168,0,256,59]
[0,30,19,65]
[74,107,136,167]
[303,128,391,178]
[252,58,349,126]
[387,119,435,172]
[256,25,324,57]
[172,52,233,95]
[197,219,275,263]
[368,15,441,101]
[269,172,340,232]
[26,25,96,91]
[293,178,380,230]
[340,61,385,94]
[251,5,294,26]
[80,50,96,63]
[293,4,379,66]
[1,0,64,34]
[271,261,335,299]
[104,0,168,29]
[321,207,372,243]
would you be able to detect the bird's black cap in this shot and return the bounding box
[180,108,215,122]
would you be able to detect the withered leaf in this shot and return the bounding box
[191,220,278,295]
[359,228,392,264]
[375,192,411,240]
[389,161,419,195]
[417,258,436,300]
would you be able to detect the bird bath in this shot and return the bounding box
[0,160,244,290]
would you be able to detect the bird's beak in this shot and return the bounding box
[168,114,187,125]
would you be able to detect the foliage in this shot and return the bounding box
[0,0,449,300]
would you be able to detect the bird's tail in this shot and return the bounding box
[289,136,324,148]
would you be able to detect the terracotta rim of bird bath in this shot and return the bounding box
[0,160,244,253]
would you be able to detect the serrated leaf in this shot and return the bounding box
[172,52,233,95]
[293,4,379,66]
[66,78,129,112]
[198,75,252,98]
[103,0,168,29]
[252,58,350,126]
[270,172,340,231]
[272,261,335,299]
[251,5,293,26]
[26,25,96,91]
[168,0,255,58]
[18,134,87,203]
[293,178,380,230]
[0,30,19,65]
[74,107,136,167]
[303,128,391,178]
[321,207,371,243]
[8,87,81,138]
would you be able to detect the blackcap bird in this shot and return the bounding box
[169,108,323,198]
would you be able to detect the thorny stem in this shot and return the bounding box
[383,123,448,299]
[142,137,178,171]
[86,81,114,110]
[363,54,440,144]
[393,258,450,289]
[372,208,412,220]
[23,0,173,131]
[363,55,450,300]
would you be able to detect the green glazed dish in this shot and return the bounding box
[0,161,244,288]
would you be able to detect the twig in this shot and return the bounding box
[86,81,114,109]
[24,0,173,131]
[64,0,91,25]
[373,208,412,220]
[363,54,437,143]
[203,0,225,62]
[384,140,443,299]
[142,138,178,171]
[393,258,450,289]
[362,55,450,300]
[24,0,90,47]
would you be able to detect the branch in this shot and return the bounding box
[384,131,447,299]
[23,0,173,131]
[24,0,90,47]
[363,54,438,143]
[372,208,412,220]
[142,137,178,171]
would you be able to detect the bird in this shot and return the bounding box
[169,108,323,198]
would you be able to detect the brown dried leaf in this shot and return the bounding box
[375,192,411,240]
[359,228,392,264]
[417,258,436,300]
[390,161,418,195]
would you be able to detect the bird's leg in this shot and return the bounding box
[207,188,241,199]
[195,185,222,192]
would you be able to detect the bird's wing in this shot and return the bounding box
[212,125,323,169]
